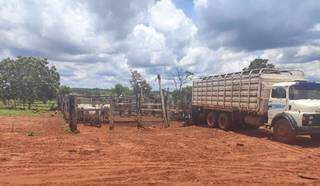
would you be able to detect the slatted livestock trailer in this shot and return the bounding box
[191,68,305,132]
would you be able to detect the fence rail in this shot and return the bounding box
[58,94,190,132]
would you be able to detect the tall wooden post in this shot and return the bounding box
[108,101,114,130]
[128,97,132,115]
[164,88,170,126]
[137,88,143,128]
[63,96,68,120]
[157,74,169,128]
[69,95,78,133]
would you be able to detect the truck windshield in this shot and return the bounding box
[289,83,320,100]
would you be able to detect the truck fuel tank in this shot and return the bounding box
[244,116,264,126]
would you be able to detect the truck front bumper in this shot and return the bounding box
[295,126,320,135]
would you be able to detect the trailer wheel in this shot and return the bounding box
[273,119,296,143]
[218,112,232,131]
[310,134,320,140]
[206,112,218,128]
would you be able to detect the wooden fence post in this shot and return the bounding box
[157,74,169,128]
[164,88,170,126]
[68,95,78,133]
[137,88,143,128]
[128,98,132,115]
[63,96,68,120]
[108,101,114,130]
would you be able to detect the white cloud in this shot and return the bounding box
[260,49,284,63]
[261,45,320,64]
[259,45,320,81]
[0,0,320,89]
[279,61,320,81]
[150,0,197,37]
[195,0,320,51]
[194,0,208,8]
[149,0,197,53]
[125,24,176,67]
[295,45,320,57]
[0,48,12,59]
[179,46,256,76]
[309,23,320,32]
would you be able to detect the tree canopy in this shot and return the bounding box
[0,56,60,107]
[173,67,193,93]
[130,70,151,98]
[130,70,151,128]
[59,85,71,96]
[171,86,192,106]
[172,67,193,105]
[243,58,275,71]
[110,84,133,97]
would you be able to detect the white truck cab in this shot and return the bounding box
[268,81,320,142]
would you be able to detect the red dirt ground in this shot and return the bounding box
[1,113,320,185]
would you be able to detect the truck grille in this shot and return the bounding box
[310,115,320,126]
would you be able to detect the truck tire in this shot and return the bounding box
[218,112,232,131]
[273,119,296,143]
[310,134,320,140]
[206,112,218,128]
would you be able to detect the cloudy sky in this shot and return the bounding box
[0,0,319,89]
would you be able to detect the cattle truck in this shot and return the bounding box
[191,68,320,143]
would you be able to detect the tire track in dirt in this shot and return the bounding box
[257,137,320,160]
[0,163,294,184]
[0,160,299,176]
[2,116,320,185]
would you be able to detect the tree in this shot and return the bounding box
[173,67,193,94]
[130,70,151,128]
[0,56,60,108]
[110,84,132,97]
[130,70,151,100]
[91,88,101,97]
[172,86,192,105]
[59,85,71,95]
[172,67,193,105]
[0,58,15,105]
[243,58,275,71]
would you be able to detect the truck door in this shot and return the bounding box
[268,86,287,124]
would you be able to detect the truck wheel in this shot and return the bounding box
[206,112,218,128]
[273,119,296,143]
[218,112,232,131]
[310,134,320,140]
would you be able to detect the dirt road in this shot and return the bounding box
[1,114,320,185]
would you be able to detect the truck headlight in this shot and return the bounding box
[302,114,315,126]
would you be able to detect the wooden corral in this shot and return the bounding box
[58,92,191,131]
